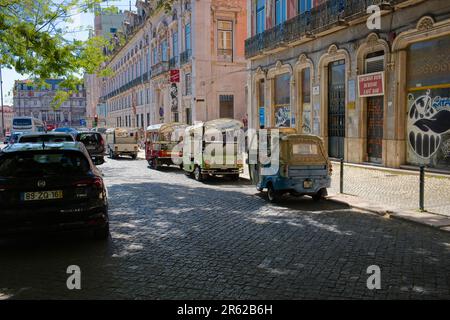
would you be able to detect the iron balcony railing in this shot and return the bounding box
[100,71,151,101]
[180,49,192,65]
[245,0,409,59]
[169,56,179,69]
[151,61,169,78]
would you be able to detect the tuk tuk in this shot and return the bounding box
[145,122,187,169]
[183,118,244,181]
[105,128,139,159]
[248,128,332,202]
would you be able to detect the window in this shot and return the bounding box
[256,0,265,34]
[152,46,158,65]
[110,27,117,34]
[161,39,168,62]
[258,80,265,128]
[219,95,234,118]
[218,20,233,60]
[184,73,192,95]
[185,23,191,51]
[274,73,291,128]
[172,31,179,58]
[300,68,312,133]
[275,0,287,25]
[292,143,318,156]
[147,113,150,126]
[298,0,312,14]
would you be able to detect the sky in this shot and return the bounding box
[1,0,135,105]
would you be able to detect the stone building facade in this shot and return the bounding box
[245,0,450,170]
[100,0,248,130]
[13,79,86,128]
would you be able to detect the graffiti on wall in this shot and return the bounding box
[274,106,291,128]
[407,89,450,168]
[170,83,179,112]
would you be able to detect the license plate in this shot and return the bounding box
[22,190,63,201]
[303,180,314,189]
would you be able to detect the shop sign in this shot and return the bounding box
[170,70,180,83]
[358,72,384,97]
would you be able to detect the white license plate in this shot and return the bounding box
[22,190,63,201]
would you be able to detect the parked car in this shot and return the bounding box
[18,132,75,143]
[7,132,24,145]
[3,133,11,144]
[52,127,78,138]
[0,142,109,239]
[145,122,187,169]
[183,119,244,181]
[248,128,332,203]
[76,131,105,165]
[105,128,139,159]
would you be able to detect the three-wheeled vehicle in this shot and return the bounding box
[248,128,332,203]
[183,118,244,181]
[105,128,139,159]
[145,122,187,169]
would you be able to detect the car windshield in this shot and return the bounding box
[291,142,319,156]
[0,151,90,178]
[20,135,73,143]
[77,133,100,145]
[13,118,32,126]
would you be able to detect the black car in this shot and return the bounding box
[0,142,109,239]
[76,132,105,165]
[18,132,75,143]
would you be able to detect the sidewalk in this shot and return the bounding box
[328,161,450,217]
[241,158,450,232]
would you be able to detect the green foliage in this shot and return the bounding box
[0,0,114,107]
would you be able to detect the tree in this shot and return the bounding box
[0,0,115,105]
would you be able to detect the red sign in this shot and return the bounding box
[170,69,180,83]
[358,72,385,97]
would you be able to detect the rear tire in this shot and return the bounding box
[267,183,281,203]
[230,174,240,181]
[312,188,328,202]
[194,166,205,182]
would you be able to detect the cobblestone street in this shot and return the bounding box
[1,157,450,299]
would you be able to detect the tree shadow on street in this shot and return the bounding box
[1,180,450,300]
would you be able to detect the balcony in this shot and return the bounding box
[180,49,192,66]
[245,0,407,59]
[169,56,179,69]
[151,61,169,78]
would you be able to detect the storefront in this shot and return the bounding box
[406,35,450,169]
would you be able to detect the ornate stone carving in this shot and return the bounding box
[417,16,435,32]
[367,33,379,48]
[298,54,308,65]
[328,44,338,56]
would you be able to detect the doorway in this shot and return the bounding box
[328,60,346,159]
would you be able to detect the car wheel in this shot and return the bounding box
[312,188,328,202]
[194,166,204,182]
[131,154,137,160]
[93,224,110,240]
[267,184,281,203]
[230,174,240,181]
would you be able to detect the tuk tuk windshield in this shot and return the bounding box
[292,142,319,156]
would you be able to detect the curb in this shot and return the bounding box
[327,194,450,233]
